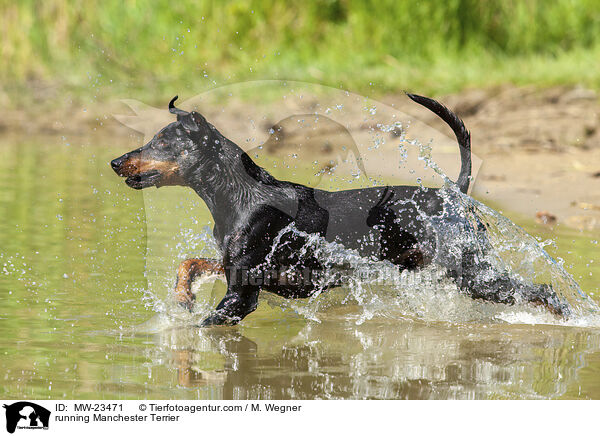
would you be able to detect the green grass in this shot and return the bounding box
[2,0,600,107]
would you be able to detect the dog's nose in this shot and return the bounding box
[111,155,127,172]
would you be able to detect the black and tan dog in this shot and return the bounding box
[111,94,568,325]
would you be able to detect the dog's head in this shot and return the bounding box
[111,96,211,189]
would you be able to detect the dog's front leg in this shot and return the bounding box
[200,283,260,326]
[174,258,225,310]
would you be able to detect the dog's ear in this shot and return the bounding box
[191,111,207,127]
[179,111,207,132]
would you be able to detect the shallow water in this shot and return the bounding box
[1,137,600,399]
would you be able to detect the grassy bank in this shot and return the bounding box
[2,0,600,107]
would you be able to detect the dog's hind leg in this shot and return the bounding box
[455,254,570,318]
[519,283,571,318]
[174,258,225,311]
[474,277,569,317]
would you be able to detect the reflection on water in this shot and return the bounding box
[145,317,600,399]
[1,137,600,400]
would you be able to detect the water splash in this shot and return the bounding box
[256,196,599,327]
[143,192,600,329]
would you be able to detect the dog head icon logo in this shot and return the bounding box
[3,402,50,433]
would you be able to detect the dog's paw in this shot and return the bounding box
[174,291,196,312]
[199,312,239,327]
[177,299,195,312]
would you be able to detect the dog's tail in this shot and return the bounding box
[406,93,471,194]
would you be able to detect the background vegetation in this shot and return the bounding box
[2,0,600,106]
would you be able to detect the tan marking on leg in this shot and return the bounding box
[174,258,225,310]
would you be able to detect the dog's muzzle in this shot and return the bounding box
[110,154,129,174]
[110,152,183,189]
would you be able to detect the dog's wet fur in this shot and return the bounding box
[111,94,569,325]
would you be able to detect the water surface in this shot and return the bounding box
[1,136,599,399]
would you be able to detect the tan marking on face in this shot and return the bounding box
[120,157,184,186]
